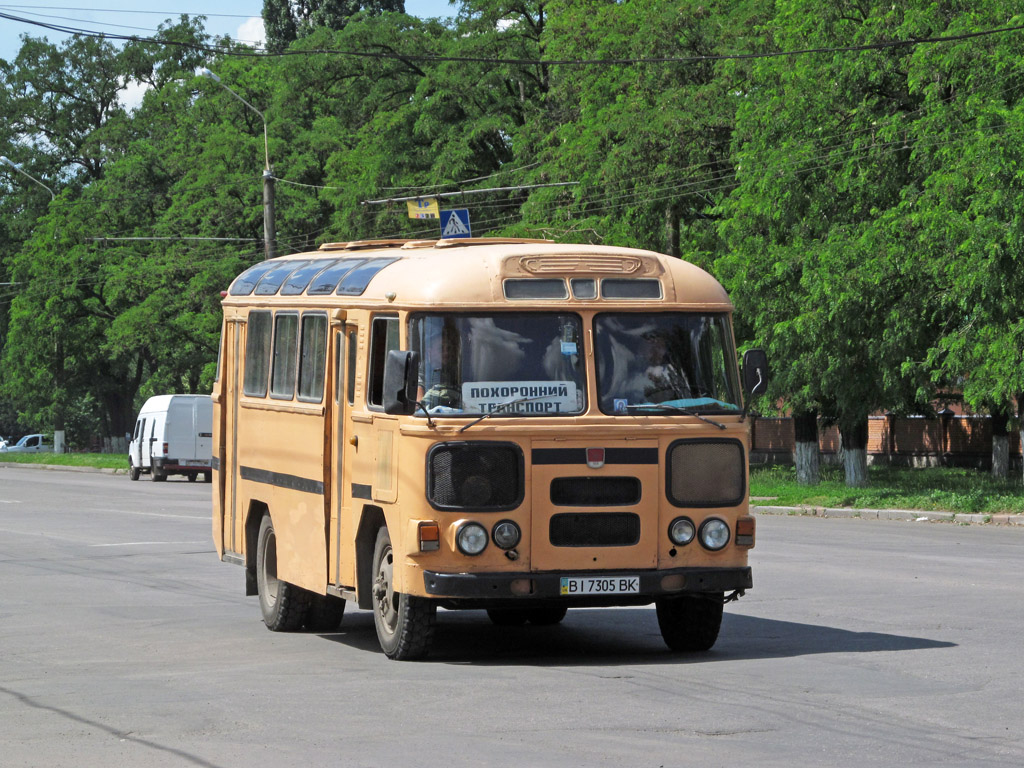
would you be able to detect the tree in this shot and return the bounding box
[263,0,406,53]
[716,0,955,486]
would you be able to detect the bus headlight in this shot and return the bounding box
[491,520,521,550]
[668,517,695,546]
[698,518,730,551]
[456,522,488,556]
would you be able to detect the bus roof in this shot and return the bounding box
[224,238,732,311]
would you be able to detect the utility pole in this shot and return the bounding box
[198,69,275,260]
[263,168,275,260]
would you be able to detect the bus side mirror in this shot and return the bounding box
[383,350,420,415]
[742,349,769,396]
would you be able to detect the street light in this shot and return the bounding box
[0,155,55,200]
[197,67,276,260]
[0,154,65,455]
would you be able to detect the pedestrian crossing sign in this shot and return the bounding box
[440,209,471,238]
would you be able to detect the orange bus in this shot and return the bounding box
[211,238,768,659]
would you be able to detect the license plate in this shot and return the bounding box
[560,576,640,596]
[182,460,205,467]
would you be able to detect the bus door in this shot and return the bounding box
[328,323,357,589]
[218,317,243,557]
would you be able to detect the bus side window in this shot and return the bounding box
[243,311,273,397]
[367,316,399,407]
[298,313,328,403]
[270,313,299,400]
[346,328,357,405]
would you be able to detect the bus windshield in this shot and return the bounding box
[595,313,741,415]
[410,313,586,416]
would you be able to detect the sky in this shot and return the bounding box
[0,1,459,62]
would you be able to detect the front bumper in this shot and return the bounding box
[423,566,751,604]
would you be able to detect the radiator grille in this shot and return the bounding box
[550,476,641,506]
[549,513,641,547]
[668,439,745,507]
[427,442,523,511]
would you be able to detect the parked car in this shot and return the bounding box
[128,395,213,482]
[2,433,52,453]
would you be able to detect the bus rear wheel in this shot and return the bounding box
[256,514,309,631]
[371,527,435,660]
[655,593,724,652]
[305,593,346,632]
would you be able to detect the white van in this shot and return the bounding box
[129,395,213,482]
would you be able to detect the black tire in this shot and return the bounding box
[655,593,724,652]
[203,471,212,483]
[187,472,197,483]
[150,464,166,482]
[256,514,310,631]
[129,462,140,481]
[305,593,346,632]
[371,527,436,660]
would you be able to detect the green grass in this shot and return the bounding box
[0,452,128,470]
[751,464,1024,515]
[4,452,1023,514]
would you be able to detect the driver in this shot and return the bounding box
[417,323,462,409]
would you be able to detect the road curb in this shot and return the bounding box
[0,461,124,474]
[753,505,1023,526]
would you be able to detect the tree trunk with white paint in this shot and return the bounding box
[991,412,1009,479]
[841,419,869,488]
[793,410,820,485]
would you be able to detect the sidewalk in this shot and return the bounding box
[753,502,1024,526]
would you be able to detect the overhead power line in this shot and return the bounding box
[1,10,1022,66]
[91,236,259,242]
[0,5,253,18]
[362,182,579,206]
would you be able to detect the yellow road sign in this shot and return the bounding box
[407,198,440,219]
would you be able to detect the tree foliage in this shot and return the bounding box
[262,0,407,53]
[2,0,1024,467]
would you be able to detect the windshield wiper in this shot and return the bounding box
[623,403,727,430]
[458,394,555,433]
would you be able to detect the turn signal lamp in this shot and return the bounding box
[418,522,440,552]
[735,516,756,548]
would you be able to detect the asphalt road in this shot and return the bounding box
[1,465,1022,767]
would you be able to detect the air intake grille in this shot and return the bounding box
[549,513,641,547]
[668,439,745,507]
[550,477,641,506]
[427,442,523,511]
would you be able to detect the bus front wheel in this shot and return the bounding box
[371,527,436,660]
[256,514,309,631]
[655,594,723,652]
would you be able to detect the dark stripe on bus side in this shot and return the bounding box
[352,483,373,500]
[531,448,659,465]
[239,465,324,495]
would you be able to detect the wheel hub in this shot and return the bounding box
[374,546,398,632]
